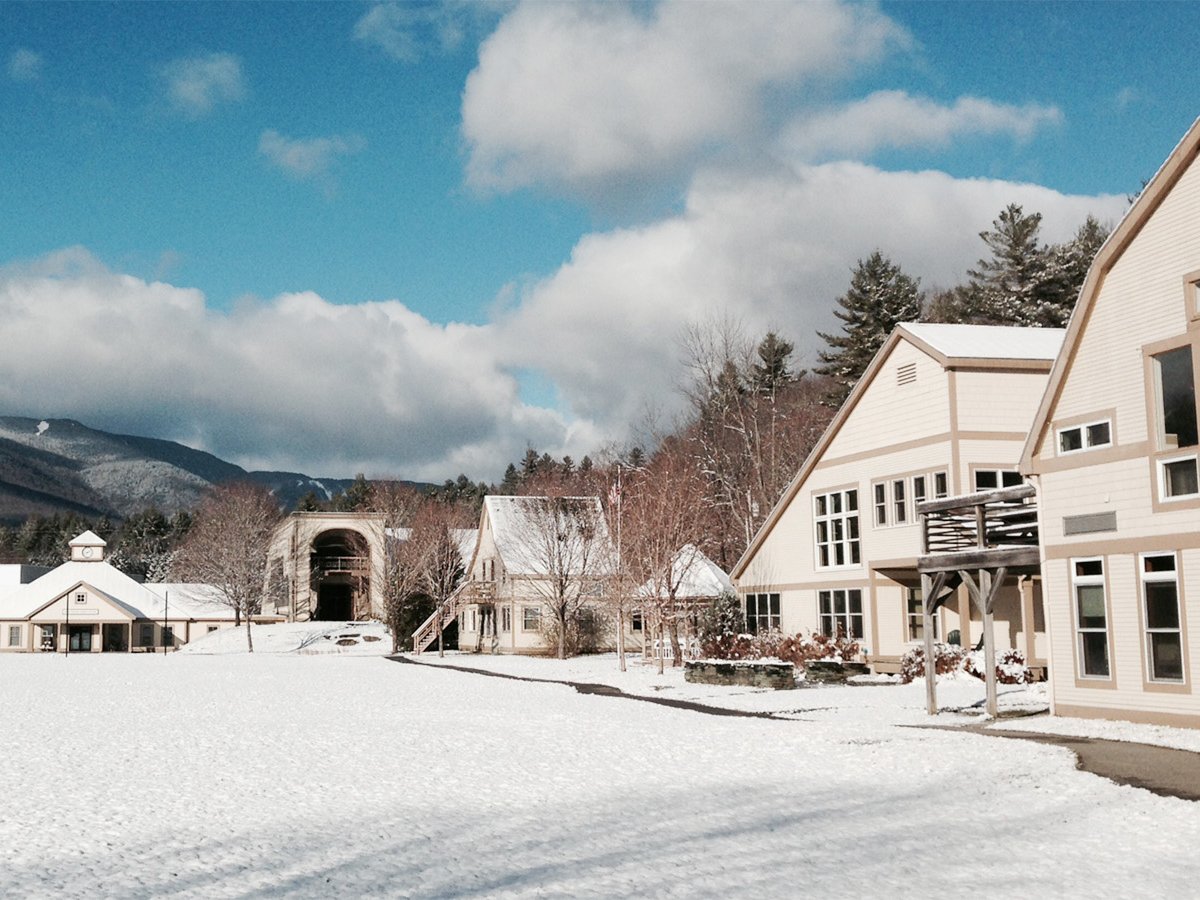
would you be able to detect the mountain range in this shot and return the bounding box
[0,416,424,524]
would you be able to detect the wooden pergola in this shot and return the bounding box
[917,484,1041,718]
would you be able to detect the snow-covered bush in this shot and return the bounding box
[776,630,860,665]
[899,643,966,683]
[964,648,1035,685]
[697,591,747,658]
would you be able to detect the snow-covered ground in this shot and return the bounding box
[180,621,392,656]
[3,650,1199,898]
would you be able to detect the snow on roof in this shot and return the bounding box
[484,495,613,576]
[639,545,732,600]
[69,530,107,547]
[900,323,1065,361]
[385,527,479,566]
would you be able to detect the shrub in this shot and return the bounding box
[899,643,966,684]
[964,647,1034,685]
[698,591,746,655]
[776,630,860,666]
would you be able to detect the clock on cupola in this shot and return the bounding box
[68,530,107,562]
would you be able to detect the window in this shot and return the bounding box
[631,612,643,632]
[1161,456,1200,498]
[39,624,55,651]
[892,479,907,525]
[522,606,542,631]
[934,472,949,498]
[163,626,175,648]
[8,625,20,647]
[873,483,887,527]
[75,592,86,604]
[912,476,927,506]
[974,469,1023,491]
[139,624,154,647]
[207,625,219,633]
[1155,346,1197,449]
[1072,559,1109,678]
[818,589,864,639]
[1142,554,1184,682]
[1057,419,1113,455]
[500,606,512,633]
[906,588,935,642]
[814,489,859,567]
[744,593,780,635]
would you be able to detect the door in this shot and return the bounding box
[69,626,92,652]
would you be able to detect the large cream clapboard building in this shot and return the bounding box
[1022,116,1200,726]
[733,323,1063,672]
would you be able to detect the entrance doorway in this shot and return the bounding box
[68,626,93,652]
[309,529,370,621]
[102,624,129,653]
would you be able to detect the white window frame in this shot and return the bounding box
[1057,419,1113,455]
[1158,453,1200,500]
[817,588,864,639]
[1071,557,1110,679]
[873,483,887,527]
[500,605,512,633]
[1141,552,1185,683]
[813,489,860,568]
[933,471,949,498]
[892,479,907,525]
[744,592,780,635]
[74,592,87,604]
[521,606,541,632]
[8,624,21,647]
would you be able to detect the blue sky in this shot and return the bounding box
[0,1,1196,481]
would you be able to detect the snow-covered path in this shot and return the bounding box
[1,654,1194,897]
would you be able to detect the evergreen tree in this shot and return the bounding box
[499,463,521,495]
[962,204,1051,325]
[816,250,923,404]
[296,491,323,512]
[578,455,594,474]
[749,332,795,395]
[331,474,372,511]
[520,448,541,480]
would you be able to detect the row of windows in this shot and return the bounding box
[743,588,949,644]
[873,471,949,528]
[461,606,542,632]
[1071,553,1185,683]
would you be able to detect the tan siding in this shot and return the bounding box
[955,369,1051,433]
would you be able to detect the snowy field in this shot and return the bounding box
[3,651,1199,898]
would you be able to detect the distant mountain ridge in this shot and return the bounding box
[0,417,427,524]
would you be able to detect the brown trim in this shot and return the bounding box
[1021,115,1200,475]
[1185,268,1200,322]
[944,359,1054,372]
[1028,439,1149,475]
[1142,332,1200,513]
[1052,702,1200,729]
[870,557,919,571]
[814,432,952,471]
[737,578,874,594]
[947,370,961,494]
[1135,550,1191,694]
[955,431,1031,442]
[1043,533,1200,560]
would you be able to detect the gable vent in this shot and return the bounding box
[897,362,917,386]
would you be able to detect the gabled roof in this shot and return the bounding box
[731,322,1061,581]
[69,530,106,548]
[1021,115,1200,471]
[482,495,614,577]
[639,545,732,600]
[902,323,1064,364]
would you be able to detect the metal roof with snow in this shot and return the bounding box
[899,323,1065,363]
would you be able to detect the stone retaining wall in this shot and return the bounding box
[684,660,796,690]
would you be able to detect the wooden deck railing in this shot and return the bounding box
[411,580,496,654]
[918,484,1038,555]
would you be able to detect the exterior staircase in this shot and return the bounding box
[411,580,496,654]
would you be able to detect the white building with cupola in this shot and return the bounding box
[0,530,281,653]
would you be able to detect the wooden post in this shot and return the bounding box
[980,568,997,718]
[922,572,937,715]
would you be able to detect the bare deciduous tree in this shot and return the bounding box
[369,482,426,653]
[171,484,282,653]
[411,499,468,657]
[507,495,613,659]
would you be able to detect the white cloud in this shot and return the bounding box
[492,161,1126,431]
[461,0,909,194]
[353,2,470,62]
[780,91,1063,161]
[0,248,573,481]
[258,130,366,183]
[0,167,1124,482]
[8,48,42,82]
[161,52,245,117]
